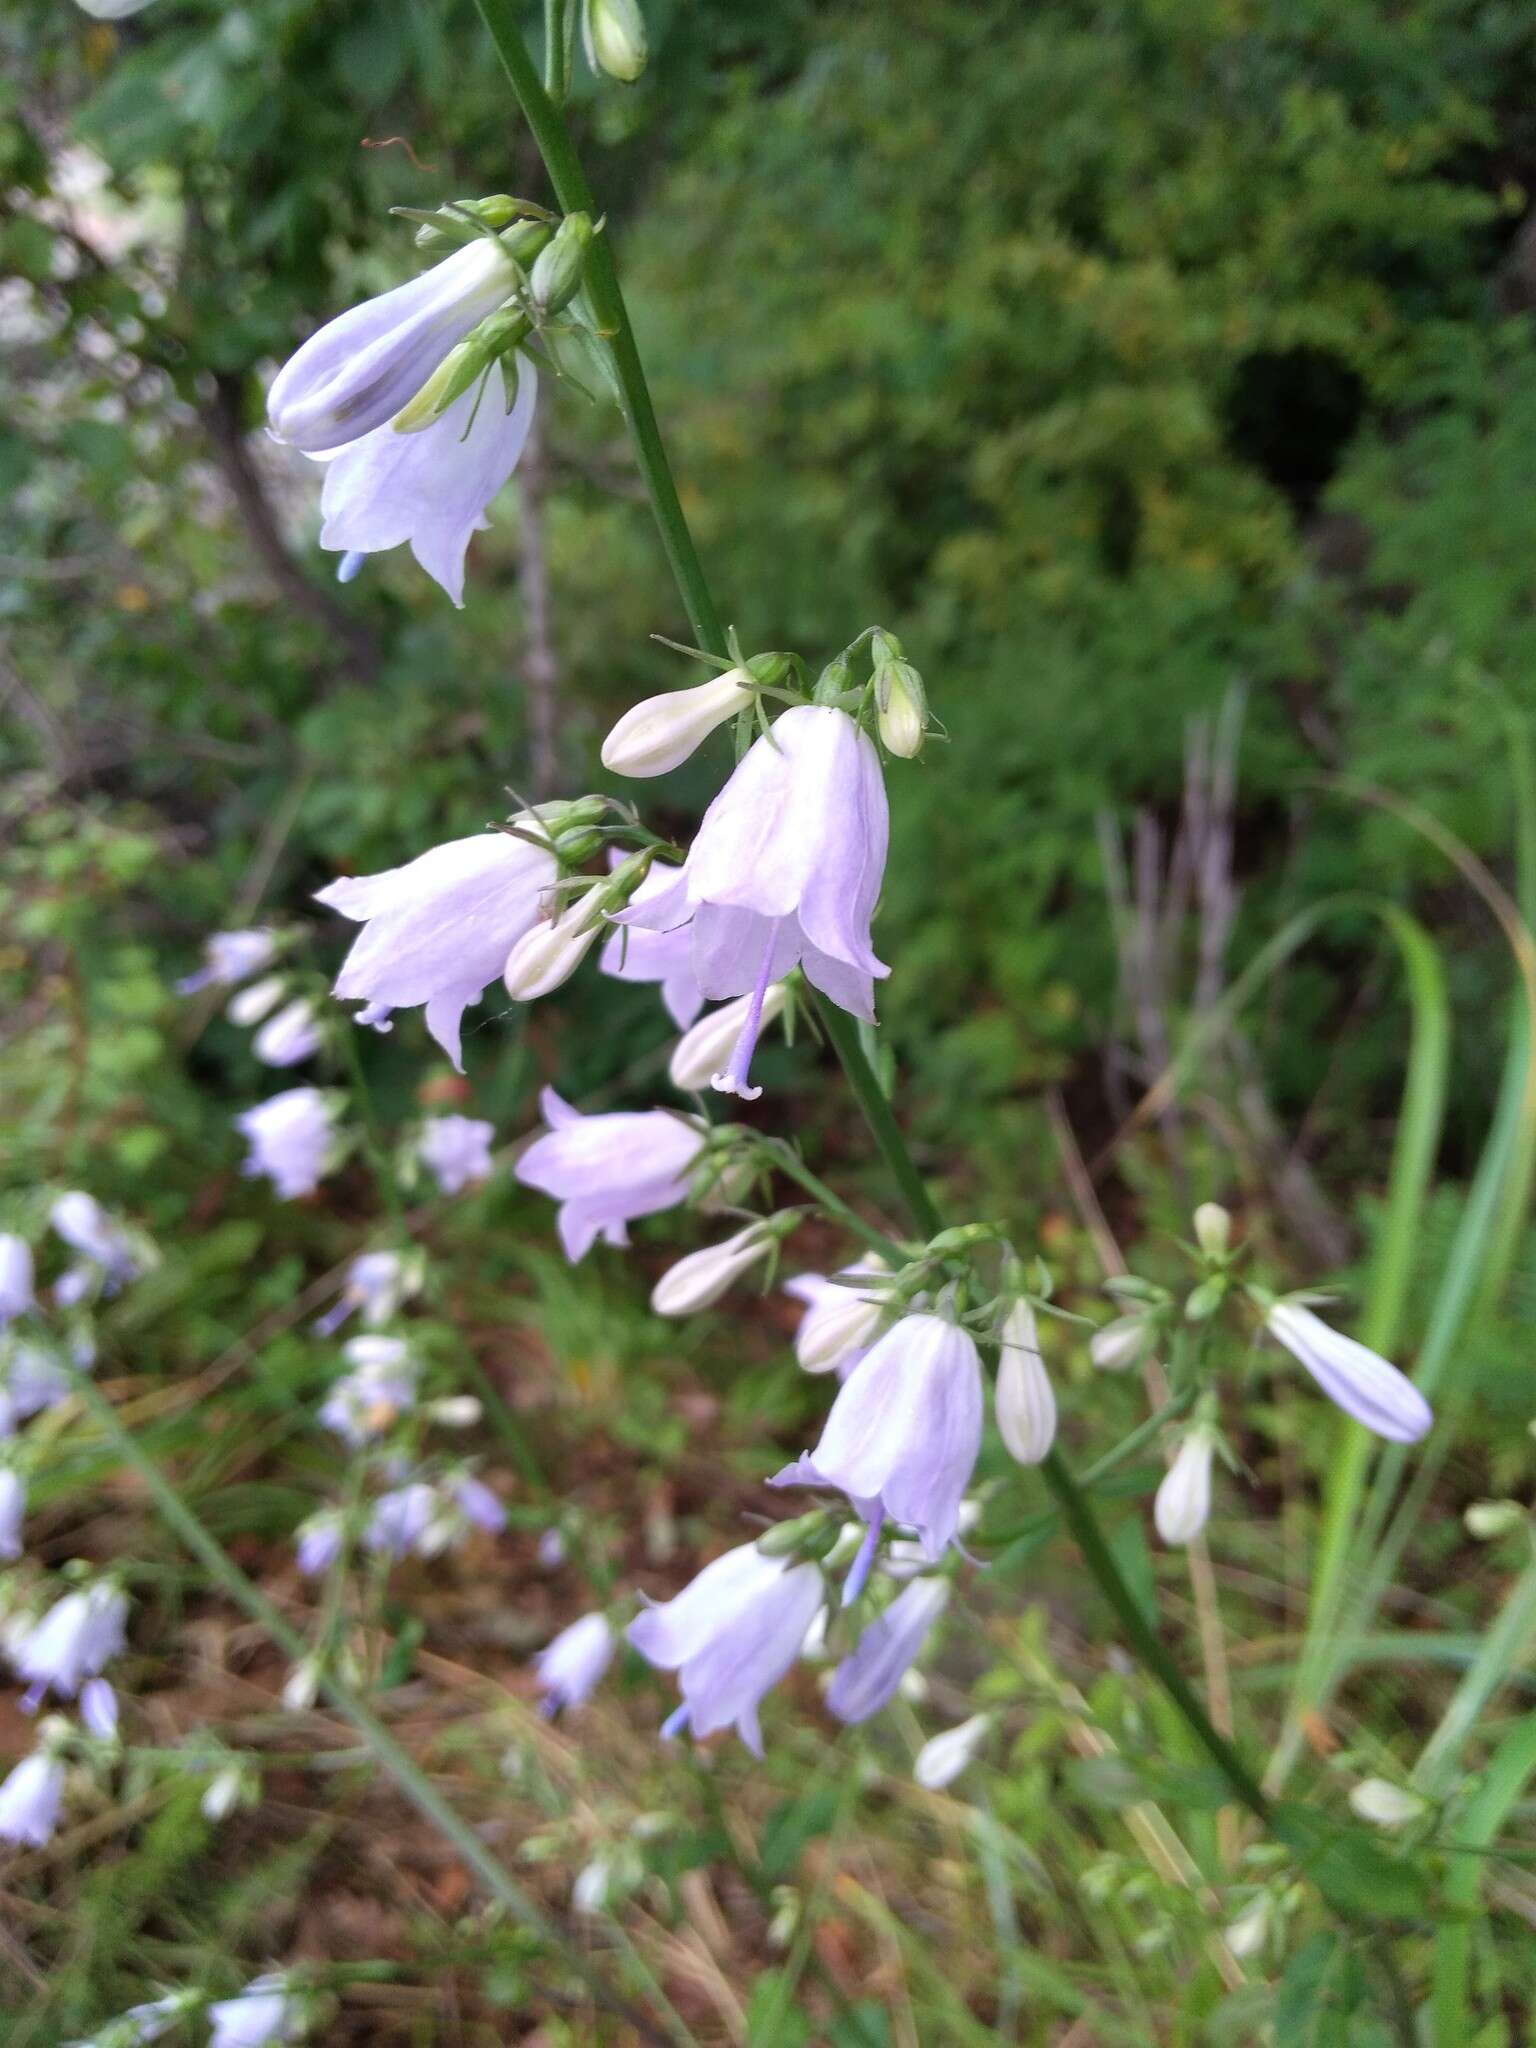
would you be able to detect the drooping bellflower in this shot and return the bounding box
[9,1582,128,1705]
[317,1336,417,1445]
[50,1193,140,1292]
[315,827,558,1070]
[207,1976,304,2048]
[627,1541,823,1756]
[235,1088,338,1200]
[1265,1302,1432,1443]
[417,1113,497,1194]
[176,928,276,995]
[314,1249,415,1336]
[825,1577,950,1724]
[513,1087,705,1261]
[617,705,889,1099]
[535,1611,615,1714]
[1154,1428,1216,1546]
[0,1745,65,1847]
[0,1235,35,1326]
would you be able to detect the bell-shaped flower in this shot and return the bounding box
[913,1713,990,1791]
[1265,1302,1431,1443]
[617,706,889,1099]
[50,1193,140,1289]
[318,1336,417,1445]
[9,1581,128,1704]
[0,1235,33,1326]
[449,1472,507,1534]
[176,928,276,995]
[783,1260,889,1377]
[235,1087,339,1201]
[650,1219,779,1318]
[253,998,322,1069]
[994,1301,1056,1464]
[314,1249,417,1337]
[80,1677,118,1741]
[599,875,704,1030]
[313,357,539,607]
[772,1313,984,1578]
[207,1976,304,2048]
[0,1745,64,1847]
[0,1335,93,1435]
[825,1576,949,1724]
[0,1469,25,1561]
[668,984,790,1095]
[365,1481,443,1560]
[627,1540,823,1756]
[315,826,558,1070]
[600,667,754,778]
[1154,1427,1216,1546]
[268,236,522,454]
[295,1511,345,1579]
[535,1610,615,1715]
[514,1086,705,1261]
[418,1114,496,1194]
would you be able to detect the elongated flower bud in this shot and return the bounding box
[1090,1312,1152,1372]
[390,309,531,433]
[502,892,604,1001]
[602,667,756,778]
[227,974,287,1027]
[1193,1202,1232,1258]
[583,0,648,81]
[914,1713,990,1791]
[651,1219,778,1317]
[1154,1428,1216,1546]
[531,213,595,315]
[1349,1778,1428,1827]
[1264,1302,1431,1443]
[994,1301,1055,1463]
[669,983,790,1092]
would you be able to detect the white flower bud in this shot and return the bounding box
[601,668,755,778]
[1464,1499,1527,1540]
[227,975,288,1027]
[201,1765,245,1822]
[1348,1778,1428,1828]
[281,1658,321,1712]
[787,1261,888,1374]
[583,0,648,82]
[1193,1202,1232,1258]
[651,1220,778,1317]
[669,983,789,1092]
[573,1856,613,1915]
[875,662,927,759]
[429,1396,484,1429]
[1154,1429,1216,1546]
[502,894,603,1000]
[913,1713,990,1791]
[1224,1895,1270,1958]
[1089,1313,1152,1372]
[994,1301,1056,1463]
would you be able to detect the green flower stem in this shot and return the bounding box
[764,1142,910,1266]
[477,0,1271,1831]
[470,0,727,661]
[68,1368,664,2044]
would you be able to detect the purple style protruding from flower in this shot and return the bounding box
[514,1087,705,1262]
[772,1313,984,1566]
[626,1541,824,1757]
[315,828,557,1071]
[1266,1302,1432,1444]
[417,1114,496,1194]
[313,358,539,607]
[535,1611,615,1715]
[235,1088,337,1201]
[0,1469,23,1561]
[826,1577,950,1724]
[598,860,704,1030]
[80,1677,119,1740]
[617,705,889,1099]
[176,928,276,995]
[0,1749,64,1847]
[0,1235,35,1327]
[10,1582,128,1704]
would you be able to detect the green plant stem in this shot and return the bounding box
[68,1368,664,2044]
[765,1142,910,1265]
[1414,1552,1536,1801]
[477,0,1271,1834]
[470,0,727,659]
[1429,1708,1536,2046]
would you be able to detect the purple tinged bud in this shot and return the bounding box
[771,1313,984,1562]
[825,1577,950,1724]
[294,1513,345,1577]
[10,1583,128,1700]
[176,928,276,995]
[537,1526,568,1568]
[315,828,558,1072]
[914,1713,990,1791]
[650,1221,777,1317]
[615,706,889,1097]
[627,1541,824,1756]
[535,1611,615,1713]
[0,1469,24,1560]
[0,1235,34,1326]
[452,1474,507,1534]
[252,998,323,1069]
[601,667,755,779]
[417,1114,496,1194]
[1265,1303,1432,1443]
[80,1678,119,1740]
[227,975,288,1028]
[0,1748,65,1846]
[513,1087,705,1262]
[235,1088,339,1201]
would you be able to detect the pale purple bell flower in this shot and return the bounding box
[267,235,521,454]
[235,1088,338,1201]
[79,1677,119,1740]
[1,1335,92,1431]
[10,1582,128,1704]
[537,1526,569,1568]
[0,1470,24,1560]
[626,1540,824,1756]
[825,1576,950,1724]
[598,860,704,1029]
[364,1482,441,1560]
[294,1511,345,1577]
[315,827,558,1071]
[318,1336,417,1445]
[207,1975,304,2048]
[535,1611,615,1715]
[176,928,276,995]
[450,1473,507,1534]
[313,1249,415,1336]
[49,1193,140,1289]
[312,357,539,607]
[1265,1303,1432,1443]
[0,1747,64,1846]
[772,1313,984,1589]
[253,998,323,1069]
[784,1260,889,1377]
[0,1235,34,1326]
[617,705,889,1100]
[417,1114,496,1194]
[514,1086,705,1262]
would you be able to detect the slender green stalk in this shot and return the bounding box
[68,1369,663,2044]
[470,0,727,659]
[765,1141,910,1265]
[812,995,942,1236]
[1413,1554,1536,1801]
[1430,1708,1536,2045]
